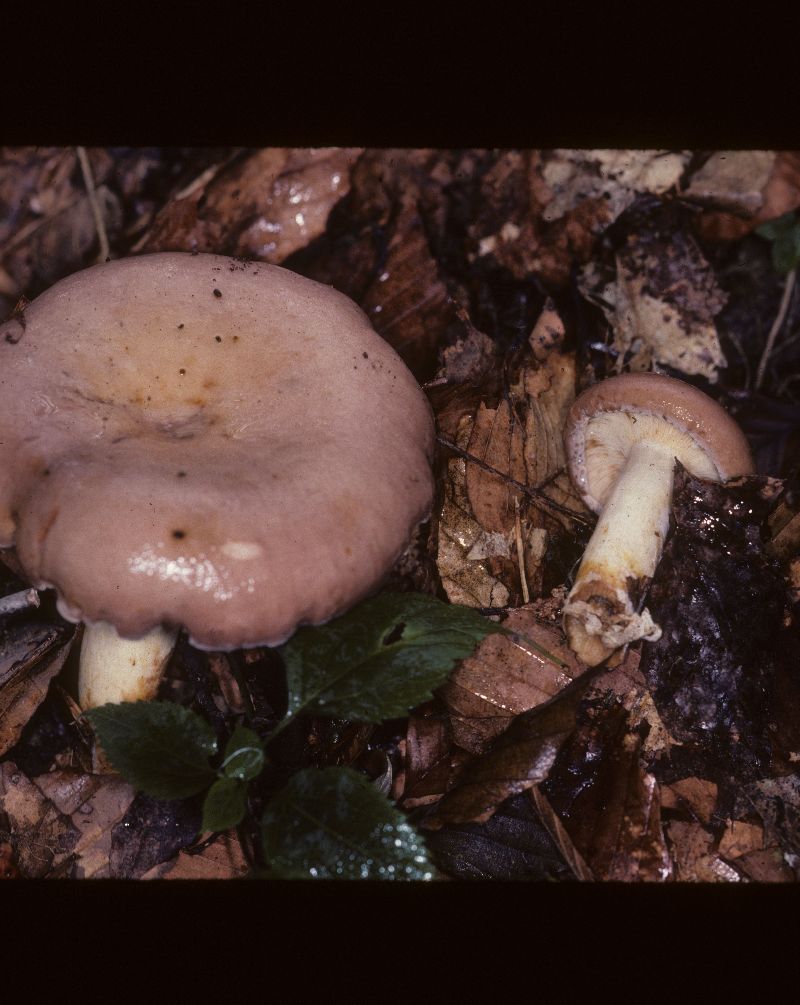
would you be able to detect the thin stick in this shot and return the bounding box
[755,269,797,391]
[76,146,111,263]
[0,588,39,617]
[436,434,593,527]
[514,497,530,604]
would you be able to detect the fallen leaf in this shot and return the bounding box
[659,777,718,826]
[0,761,77,877]
[665,820,740,882]
[0,622,75,756]
[529,785,594,880]
[718,819,764,860]
[438,603,583,755]
[139,148,360,262]
[400,712,471,809]
[735,774,800,856]
[543,698,674,881]
[541,150,689,225]
[424,677,588,828]
[579,226,728,381]
[690,152,800,243]
[108,792,202,879]
[33,769,136,878]
[734,847,796,882]
[154,831,249,880]
[424,793,574,881]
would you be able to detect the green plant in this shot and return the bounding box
[86,592,554,880]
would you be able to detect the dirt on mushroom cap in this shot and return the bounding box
[0,253,435,649]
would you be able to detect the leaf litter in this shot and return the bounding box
[3,146,800,881]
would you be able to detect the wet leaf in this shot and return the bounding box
[201,777,248,834]
[221,725,264,781]
[542,699,673,881]
[109,791,202,879]
[85,702,218,799]
[425,793,574,881]
[280,592,500,724]
[261,766,435,880]
[424,678,588,828]
[400,712,472,809]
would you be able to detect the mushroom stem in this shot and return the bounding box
[78,621,179,710]
[563,441,675,666]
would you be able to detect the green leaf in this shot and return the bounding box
[278,592,501,723]
[222,725,265,781]
[756,212,800,274]
[86,701,218,799]
[201,777,248,833]
[261,766,435,880]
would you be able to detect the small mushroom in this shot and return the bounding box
[562,372,754,666]
[0,253,434,708]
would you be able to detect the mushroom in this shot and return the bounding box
[0,253,434,708]
[561,372,754,666]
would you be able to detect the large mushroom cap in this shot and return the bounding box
[564,372,755,513]
[0,253,435,649]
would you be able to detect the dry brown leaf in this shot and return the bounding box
[436,310,497,384]
[690,151,800,242]
[151,831,249,880]
[360,195,452,381]
[400,713,472,809]
[718,819,764,860]
[0,762,77,877]
[592,651,677,761]
[436,413,514,609]
[540,150,689,225]
[139,148,359,262]
[435,301,589,608]
[33,769,136,878]
[683,151,777,215]
[660,777,718,825]
[0,623,76,756]
[665,820,742,882]
[438,604,583,756]
[579,229,728,381]
[734,847,796,882]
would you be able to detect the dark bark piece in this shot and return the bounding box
[642,470,790,801]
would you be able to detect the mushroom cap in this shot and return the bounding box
[0,253,435,649]
[564,372,754,513]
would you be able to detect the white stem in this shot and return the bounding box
[563,442,675,665]
[78,621,179,709]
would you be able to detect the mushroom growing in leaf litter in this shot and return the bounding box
[0,253,435,708]
[561,372,754,667]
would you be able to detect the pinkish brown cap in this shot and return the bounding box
[0,253,434,649]
[564,372,755,513]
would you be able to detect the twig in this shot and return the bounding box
[436,434,593,528]
[755,269,797,392]
[0,588,39,617]
[76,146,111,263]
[514,498,530,604]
